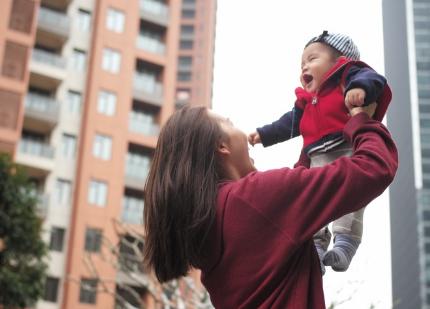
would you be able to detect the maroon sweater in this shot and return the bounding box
[200,113,398,308]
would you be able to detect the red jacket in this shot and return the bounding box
[295,57,392,149]
[200,113,398,308]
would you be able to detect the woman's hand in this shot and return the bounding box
[348,102,377,118]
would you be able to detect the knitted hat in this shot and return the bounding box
[305,30,360,60]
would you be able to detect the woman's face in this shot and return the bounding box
[210,111,256,179]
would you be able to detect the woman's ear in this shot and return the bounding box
[217,141,231,156]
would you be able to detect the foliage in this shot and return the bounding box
[0,154,48,308]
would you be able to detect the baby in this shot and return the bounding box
[249,31,392,274]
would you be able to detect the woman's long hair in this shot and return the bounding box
[143,106,224,282]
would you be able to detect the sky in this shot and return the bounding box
[212,0,392,308]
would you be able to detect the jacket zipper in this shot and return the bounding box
[310,61,348,136]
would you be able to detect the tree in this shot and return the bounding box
[0,154,48,308]
[75,218,214,309]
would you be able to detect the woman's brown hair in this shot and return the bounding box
[143,106,224,282]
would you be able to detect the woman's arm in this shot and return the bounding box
[231,112,398,244]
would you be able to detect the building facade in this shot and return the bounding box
[383,0,430,307]
[0,0,217,308]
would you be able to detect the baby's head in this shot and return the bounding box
[300,31,360,93]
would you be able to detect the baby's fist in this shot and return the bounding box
[248,131,261,146]
[345,88,366,109]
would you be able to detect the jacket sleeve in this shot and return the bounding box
[231,112,398,245]
[344,66,387,105]
[256,107,303,147]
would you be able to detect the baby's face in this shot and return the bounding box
[300,42,337,93]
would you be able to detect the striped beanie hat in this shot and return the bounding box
[305,30,360,61]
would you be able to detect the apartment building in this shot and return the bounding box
[0,0,217,308]
[383,0,430,307]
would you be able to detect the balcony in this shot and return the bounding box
[16,139,55,175]
[35,193,50,217]
[30,48,67,87]
[180,32,194,41]
[133,74,163,106]
[37,6,70,44]
[139,0,169,27]
[31,48,66,69]
[136,35,165,55]
[182,2,196,10]
[129,118,159,136]
[24,93,59,131]
[124,163,149,190]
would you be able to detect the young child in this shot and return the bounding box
[248,31,392,274]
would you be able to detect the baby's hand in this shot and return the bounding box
[345,88,366,110]
[248,132,261,146]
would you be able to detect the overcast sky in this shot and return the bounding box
[212,0,391,307]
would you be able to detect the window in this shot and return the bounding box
[9,0,35,34]
[0,90,20,130]
[88,180,108,207]
[97,90,116,116]
[61,133,77,158]
[180,40,193,50]
[177,72,191,81]
[106,8,125,33]
[181,9,195,18]
[176,88,191,102]
[102,48,121,73]
[122,194,144,224]
[49,227,65,252]
[179,56,192,67]
[79,278,98,304]
[43,277,60,302]
[55,179,71,206]
[181,25,194,35]
[2,41,28,81]
[77,9,91,32]
[67,90,82,114]
[92,134,112,160]
[71,49,86,72]
[84,228,102,252]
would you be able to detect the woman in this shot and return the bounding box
[143,104,397,308]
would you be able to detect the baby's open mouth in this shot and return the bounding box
[303,74,313,84]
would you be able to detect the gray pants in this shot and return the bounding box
[310,143,365,250]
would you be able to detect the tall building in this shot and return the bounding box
[383,0,429,307]
[0,0,217,308]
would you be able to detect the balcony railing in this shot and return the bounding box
[35,194,50,217]
[38,6,70,39]
[32,48,67,69]
[125,163,150,181]
[129,117,160,136]
[19,139,55,159]
[136,35,165,55]
[121,198,144,225]
[133,74,163,105]
[25,93,60,115]
[139,0,169,26]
